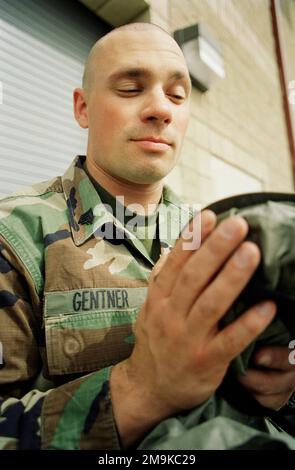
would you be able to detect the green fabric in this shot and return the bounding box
[49,367,111,450]
[139,394,295,450]
[139,194,295,451]
[0,155,195,450]
[215,200,295,376]
[44,287,148,316]
[85,164,160,262]
[45,309,140,330]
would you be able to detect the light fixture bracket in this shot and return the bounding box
[174,23,225,92]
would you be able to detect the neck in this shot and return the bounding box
[86,158,163,215]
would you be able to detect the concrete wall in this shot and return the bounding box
[143,0,294,206]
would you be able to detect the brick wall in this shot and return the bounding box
[280,0,295,139]
[281,0,295,81]
[145,0,294,206]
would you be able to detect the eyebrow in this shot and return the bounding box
[108,67,191,89]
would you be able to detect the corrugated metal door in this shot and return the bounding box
[0,0,110,196]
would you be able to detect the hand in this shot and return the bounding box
[238,346,295,410]
[111,210,276,447]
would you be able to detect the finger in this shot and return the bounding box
[149,253,169,283]
[250,392,293,410]
[170,216,249,315]
[153,210,216,297]
[188,241,260,329]
[212,301,277,363]
[253,346,295,371]
[238,368,295,395]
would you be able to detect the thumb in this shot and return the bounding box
[149,252,170,284]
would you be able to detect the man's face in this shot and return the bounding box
[84,30,191,184]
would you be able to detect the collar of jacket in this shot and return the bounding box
[61,156,193,265]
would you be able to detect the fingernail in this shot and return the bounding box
[203,210,216,229]
[257,355,271,366]
[219,216,246,240]
[233,244,254,268]
[256,301,275,316]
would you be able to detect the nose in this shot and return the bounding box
[140,88,172,125]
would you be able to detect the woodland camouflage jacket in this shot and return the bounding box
[0,155,192,450]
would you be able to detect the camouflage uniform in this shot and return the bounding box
[0,155,192,450]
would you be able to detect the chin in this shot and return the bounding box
[130,167,171,184]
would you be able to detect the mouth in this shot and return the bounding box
[131,136,173,153]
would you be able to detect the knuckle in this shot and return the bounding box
[224,331,240,356]
[144,297,166,320]
[169,252,183,271]
[197,297,217,318]
[144,298,184,340]
[165,319,185,342]
[179,265,195,285]
[242,318,261,340]
[191,346,208,370]
[206,237,225,259]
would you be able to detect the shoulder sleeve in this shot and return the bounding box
[0,237,121,450]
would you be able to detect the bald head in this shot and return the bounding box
[74,21,191,186]
[82,23,184,95]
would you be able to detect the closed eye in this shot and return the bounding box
[168,94,185,102]
[117,89,141,93]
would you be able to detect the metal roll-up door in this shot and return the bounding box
[0,0,110,196]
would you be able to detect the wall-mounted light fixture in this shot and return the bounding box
[174,24,225,92]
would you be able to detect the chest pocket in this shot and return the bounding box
[44,287,147,375]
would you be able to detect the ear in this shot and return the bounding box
[73,88,88,129]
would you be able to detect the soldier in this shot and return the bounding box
[0,22,294,450]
